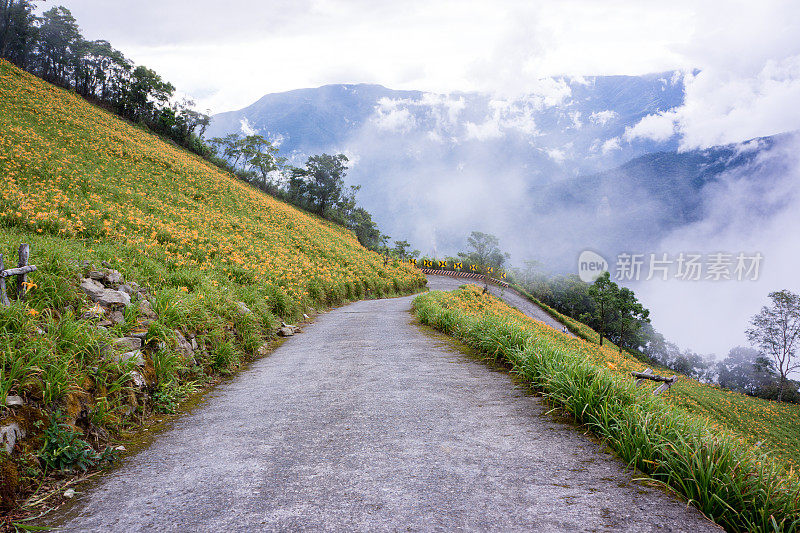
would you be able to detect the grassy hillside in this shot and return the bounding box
[414,286,800,531]
[0,59,424,518]
[0,61,423,304]
[510,284,800,468]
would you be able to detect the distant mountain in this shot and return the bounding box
[528,134,788,269]
[207,85,422,155]
[206,73,791,272]
[207,72,686,174]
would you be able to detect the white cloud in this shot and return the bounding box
[464,118,504,140]
[239,117,257,136]
[623,111,678,142]
[636,135,800,356]
[463,98,540,141]
[371,98,417,133]
[601,137,621,153]
[675,57,800,148]
[589,110,618,126]
[569,111,582,129]
[545,147,566,163]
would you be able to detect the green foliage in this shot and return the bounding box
[153,381,199,414]
[457,231,509,270]
[746,289,800,402]
[37,412,115,472]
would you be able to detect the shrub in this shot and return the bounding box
[37,412,115,472]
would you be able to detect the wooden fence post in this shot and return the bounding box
[0,254,8,306]
[17,243,29,301]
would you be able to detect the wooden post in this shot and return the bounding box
[631,369,676,396]
[17,243,29,301]
[0,254,8,306]
[634,368,653,386]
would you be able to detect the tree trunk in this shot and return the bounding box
[778,375,785,402]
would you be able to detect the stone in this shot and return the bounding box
[174,330,194,359]
[80,278,106,301]
[103,269,123,285]
[129,371,146,388]
[98,289,131,308]
[118,283,134,295]
[113,337,142,352]
[303,313,310,320]
[277,327,294,337]
[81,303,105,320]
[63,488,76,499]
[236,301,252,314]
[130,331,148,341]
[190,337,198,351]
[109,310,125,325]
[88,270,105,281]
[115,350,145,366]
[257,342,271,356]
[4,395,23,407]
[138,299,157,319]
[1,422,25,454]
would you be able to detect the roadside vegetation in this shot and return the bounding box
[413,285,800,532]
[0,59,424,523]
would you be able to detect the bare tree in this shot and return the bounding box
[746,290,800,401]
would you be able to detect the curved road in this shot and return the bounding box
[49,287,717,532]
[427,275,573,335]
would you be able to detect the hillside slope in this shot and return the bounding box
[0,60,424,305]
[0,59,424,518]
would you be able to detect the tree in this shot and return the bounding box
[392,240,409,259]
[125,65,174,121]
[717,346,777,396]
[588,271,617,346]
[35,6,82,86]
[346,207,381,250]
[291,153,349,216]
[746,289,800,401]
[0,0,37,68]
[457,231,509,270]
[239,134,282,191]
[610,286,650,353]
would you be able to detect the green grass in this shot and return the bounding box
[414,287,800,532]
[509,283,800,470]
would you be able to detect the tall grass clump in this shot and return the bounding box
[413,289,800,532]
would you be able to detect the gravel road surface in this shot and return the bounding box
[50,292,717,532]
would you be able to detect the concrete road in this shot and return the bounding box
[50,292,718,532]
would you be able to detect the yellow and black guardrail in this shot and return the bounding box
[408,258,509,288]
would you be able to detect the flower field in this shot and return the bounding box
[0,60,424,308]
[414,285,800,531]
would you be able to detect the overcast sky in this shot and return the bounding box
[44,0,797,124]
